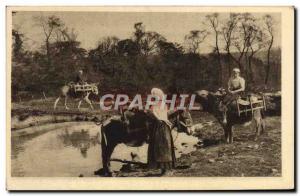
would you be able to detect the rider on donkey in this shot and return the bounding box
[222,68,246,106]
[75,69,87,85]
[73,69,91,92]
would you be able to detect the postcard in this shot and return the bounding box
[6,6,294,190]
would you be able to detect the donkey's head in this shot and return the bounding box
[90,83,99,95]
[196,89,228,125]
[170,109,194,135]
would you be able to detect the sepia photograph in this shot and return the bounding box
[6,6,294,190]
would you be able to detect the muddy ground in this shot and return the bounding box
[11,98,281,177]
[114,112,281,177]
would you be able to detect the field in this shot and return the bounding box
[11,98,281,177]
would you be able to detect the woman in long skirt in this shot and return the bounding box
[147,88,176,175]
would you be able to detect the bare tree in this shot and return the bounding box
[223,13,265,83]
[245,26,266,83]
[34,15,64,63]
[231,13,259,72]
[184,30,208,54]
[222,13,240,73]
[263,14,274,85]
[234,13,258,82]
[205,13,222,84]
[55,27,78,42]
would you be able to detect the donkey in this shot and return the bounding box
[196,90,265,143]
[97,109,194,176]
[54,83,99,110]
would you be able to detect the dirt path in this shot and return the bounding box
[115,114,281,177]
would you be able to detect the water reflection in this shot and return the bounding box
[11,122,102,177]
[57,129,100,158]
[11,121,200,177]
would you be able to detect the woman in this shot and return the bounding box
[147,88,176,175]
[223,67,246,105]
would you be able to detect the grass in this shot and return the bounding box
[12,97,115,117]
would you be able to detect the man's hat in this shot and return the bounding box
[232,68,240,73]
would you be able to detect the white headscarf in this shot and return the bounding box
[151,88,164,101]
[233,68,240,73]
[150,88,169,123]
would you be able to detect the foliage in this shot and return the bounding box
[11,14,281,101]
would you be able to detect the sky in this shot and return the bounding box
[12,11,281,53]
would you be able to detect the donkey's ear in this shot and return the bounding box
[196,90,209,98]
[214,91,222,96]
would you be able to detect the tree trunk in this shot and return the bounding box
[228,51,242,71]
[245,46,254,85]
[244,54,249,83]
[46,37,51,65]
[264,36,274,85]
[248,54,254,84]
[215,34,222,86]
[226,52,231,78]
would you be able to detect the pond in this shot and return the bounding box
[11,122,200,177]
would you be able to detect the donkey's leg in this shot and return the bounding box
[64,96,70,110]
[84,93,94,110]
[253,119,258,141]
[260,110,266,135]
[229,125,234,144]
[101,128,111,176]
[77,99,82,110]
[261,119,266,134]
[223,125,230,143]
[101,141,116,177]
[254,110,265,140]
[54,97,60,110]
[253,118,261,141]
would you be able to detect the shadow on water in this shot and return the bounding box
[57,129,100,158]
[11,123,103,177]
[13,120,199,177]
